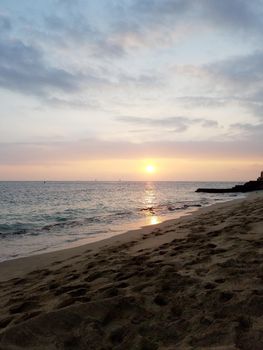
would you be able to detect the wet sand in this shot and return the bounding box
[0,193,263,349]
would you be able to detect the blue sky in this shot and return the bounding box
[0,0,263,180]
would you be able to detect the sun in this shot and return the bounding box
[145,164,155,173]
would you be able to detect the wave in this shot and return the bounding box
[0,222,35,236]
[0,198,229,238]
[0,210,133,237]
[139,202,202,215]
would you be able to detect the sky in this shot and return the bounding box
[0,0,263,181]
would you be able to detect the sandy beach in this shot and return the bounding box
[0,193,263,349]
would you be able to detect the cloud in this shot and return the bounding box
[105,1,195,51]
[43,10,127,58]
[205,52,263,118]
[0,138,262,165]
[112,0,263,51]
[0,35,161,105]
[175,50,263,120]
[231,122,263,140]
[0,39,82,96]
[176,51,263,89]
[131,0,190,16]
[201,0,263,33]
[42,96,100,110]
[44,14,100,47]
[1,0,263,111]
[39,0,263,57]
[175,96,229,108]
[0,36,113,100]
[131,0,258,26]
[0,13,11,32]
[204,51,263,86]
[95,1,262,52]
[117,116,218,132]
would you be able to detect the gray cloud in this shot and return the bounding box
[0,35,161,103]
[205,51,263,119]
[42,96,99,110]
[201,0,263,33]
[178,51,263,90]
[40,0,263,57]
[115,0,263,50]
[0,14,11,32]
[0,39,82,97]
[231,122,263,140]
[117,116,218,132]
[131,0,258,24]
[43,11,126,58]
[0,36,112,99]
[131,0,190,15]
[1,0,263,107]
[176,50,263,119]
[205,51,263,86]
[44,14,97,46]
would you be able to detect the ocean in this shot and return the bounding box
[0,181,244,262]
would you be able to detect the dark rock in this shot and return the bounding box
[196,172,263,193]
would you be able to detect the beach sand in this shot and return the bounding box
[0,193,263,349]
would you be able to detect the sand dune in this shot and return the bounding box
[0,193,263,349]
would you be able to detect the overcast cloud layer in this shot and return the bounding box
[0,0,263,178]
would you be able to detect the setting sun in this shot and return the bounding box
[145,164,156,173]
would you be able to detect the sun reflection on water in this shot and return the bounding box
[142,182,160,225]
[149,215,160,225]
[144,182,156,206]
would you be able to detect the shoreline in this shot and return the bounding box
[0,207,197,282]
[0,180,243,264]
[0,194,247,281]
[1,191,263,349]
[0,204,197,265]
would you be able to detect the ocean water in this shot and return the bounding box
[0,181,244,262]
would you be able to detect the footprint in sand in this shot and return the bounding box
[9,300,40,315]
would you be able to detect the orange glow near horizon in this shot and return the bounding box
[0,158,262,181]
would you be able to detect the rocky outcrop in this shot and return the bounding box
[196,172,263,193]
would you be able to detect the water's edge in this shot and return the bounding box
[0,181,244,262]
